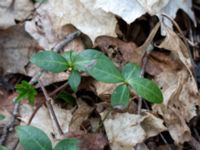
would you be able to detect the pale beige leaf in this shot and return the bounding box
[100,111,166,149]
[95,0,196,34]
[25,0,117,43]
[0,0,34,29]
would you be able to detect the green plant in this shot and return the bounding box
[15,49,163,150]
[16,125,78,150]
[16,80,37,105]
[30,49,163,106]
[0,146,9,150]
[0,114,5,120]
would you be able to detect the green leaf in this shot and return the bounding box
[111,84,130,107]
[16,125,52,150]
[122,63,141,82]
[68,70,81,92]
[62,51,78,67]
[54,138,79,150]
[0,114,5,120]
[74,49,123,83]
[16,81,37,105]
[0,146,9,150]
[33,0,48,3]
[128,78,163,103]
[31,51,68,73]
[56,92,76,105]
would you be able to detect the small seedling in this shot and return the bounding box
[15,49,163,150]
[30,49,163,107]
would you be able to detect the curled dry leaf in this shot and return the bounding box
[19,102,72,145]
[95,0,196,34]
[152,28,200,143]
[25,0,117,43]
[100,111,166,150]
[94,36,138,68]
[0,0,34,29]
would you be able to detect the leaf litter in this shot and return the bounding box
[1,0,200,149]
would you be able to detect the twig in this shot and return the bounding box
[39,80,63,135]
[160,133,173,150]
[49,81,69,96]
[53,31,81,52]
[137,45,153,114]
[0,30,80,145]
[95,107,112,132]
[0,102,20,145]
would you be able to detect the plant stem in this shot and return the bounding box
[39,80,63,135]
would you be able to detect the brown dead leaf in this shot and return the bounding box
[78,133,108,150]
[0,25,39,75]
[100,111,166,150]
[152,28,200,144]
[95,36,138,68]
[25,0,117,43]
[0,0,34,29]
[157,27,195,78]
[69,100,94,132]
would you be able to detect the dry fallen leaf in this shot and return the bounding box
[25,0,117,43]
[0,25,39,75]
[69,100,94,132]
[152,28,200,144]
[78,133,108,150]
[0,0,34,29]
[95,0,196,34]
[100,111,166,150]
[95,36,138,68]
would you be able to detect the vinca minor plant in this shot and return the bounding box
[30,49,163,106]
[15,49,163,150]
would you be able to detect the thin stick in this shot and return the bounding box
[137,49,151,114]
[0,102,20,145]
[49,81,69,96]
[39,80,63,135]
[53,31,81,52]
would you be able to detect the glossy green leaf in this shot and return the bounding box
[0,114,5,120]
[16,81,37,105]
[56,92,76,105]
[31,51,68,73]
[128,78,163,103]
[33,0,48,3]
[74,49,123,83]
[16,125,52,150]
[62,51,78,67]
[0,146,9,150]
[122,63,141,82]
[54,138,79,150]
[111,84,130,107]
[68,70,81,92]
